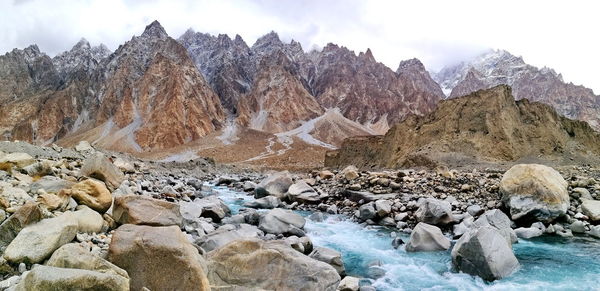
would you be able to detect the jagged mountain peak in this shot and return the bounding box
[397,58,426,73]
[359,48,375,61]
[253,31,282,47]
[22,44,42,56]
[73,37,91,50]
[141,20,168,40]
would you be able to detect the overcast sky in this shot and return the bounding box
[1,0,598,93]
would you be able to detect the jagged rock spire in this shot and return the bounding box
[142,20,168,39]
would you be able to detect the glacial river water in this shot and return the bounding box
[213,185,600,291]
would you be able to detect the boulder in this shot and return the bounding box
[309,247,345,276]
[466,204,483,216]
[287,180,322,203]
[243,196,281,209]
[206,239,340,291]
[514,222,545,239]
[195,224,262,252]
[357,202,376,221]
[47,243,129,279]
[75,140,94,152]
[342,166,359,181]
[36,192,69,211]
[112,195,183,227]
[570,221,586,233]
[193,196,231,222]
[415,198,455,225]
[29,176,74,194]
[589,225,600,239]
[473,209,518,244]
[61,179,112,213]
[242,181,257,192]
[319,170,335,179]
[4,213,79,264]
[405,222,451,252]
[113,158,135,173]
[179,200,203,228]
[108,224,210,291]
[451,226,519,281]
[0,201,42,252]
[13,265,129,291]
[0,152,34,168]
[500,164,569,222]
[259,208,306,236]
[21,160,53,177]
[453,215,474,238]
[73,206,105,233]
[254,171,293,199]
[375,200,392,217]
[582,199,600,222]
[80,152,125,191]
[343,190,396,203]
[338,276,360,291]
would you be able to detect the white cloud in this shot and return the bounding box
[0,0,598,93]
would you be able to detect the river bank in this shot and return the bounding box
[0,141,599,290]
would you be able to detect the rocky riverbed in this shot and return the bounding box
[0,141,599,290]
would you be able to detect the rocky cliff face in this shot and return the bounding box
[312,45,444,129]
[91,21,225,151]
[1,22,447,158]
[326,85,600,169]
[236,52,323,133]
[1,21,225,152]
[178,30,253,113]
[180,32,444,134]
[434,49,600,130]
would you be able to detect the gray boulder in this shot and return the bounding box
[193,196,231,222]
[195,224,262,252]
[243,196,281,209]
[259,208,306,236]
[206,239,340,291]
[500,164,569,222]
[473,209,518,244]
[80,152,125,191]
[405,222,451,252]
[337,276,360,291]
[112,195,183,227]
[581,199,600,222]
[4,213,79,264]
[287,180,323,203]
[375,200,392,217]
[14,265,129,291]
[309,247,345,276]
[254,171,293,199]
[47,243,129,280]
[415,198,455,225]
[515,222,545,239]
[357,202,376,221]
[452,226,519,281]
[29,176,74,194]
[0,201,42,252]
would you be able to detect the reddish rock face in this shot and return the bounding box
[236,52,323,133]
[312,45,444,126]
[92,21,225,151]
[1,21,225,151]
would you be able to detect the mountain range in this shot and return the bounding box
[0,21,598,168]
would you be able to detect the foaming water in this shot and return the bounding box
[213,186,600,290]
[306,215,600,291]
[210,185,253,214]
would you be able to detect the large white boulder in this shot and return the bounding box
[500,164,569,222]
